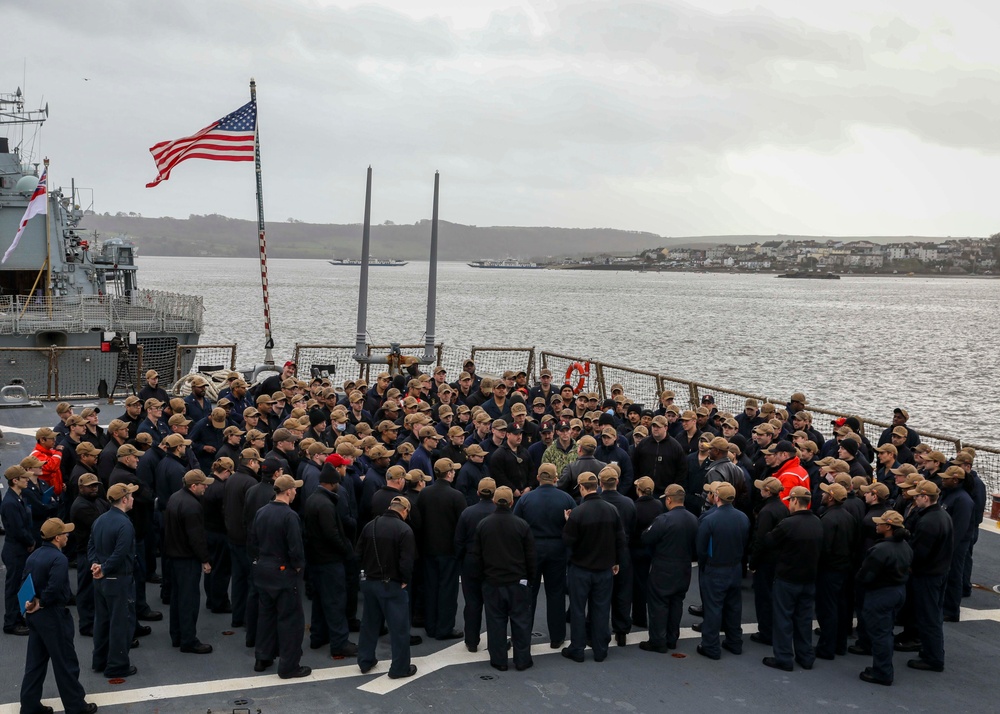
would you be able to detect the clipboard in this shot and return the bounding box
[41,486,55,505]
[18,574,35,615]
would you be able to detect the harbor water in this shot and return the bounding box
[137,256,999,446]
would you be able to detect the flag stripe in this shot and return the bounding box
[146,101,256,188]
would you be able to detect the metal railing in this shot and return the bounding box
[173,344,238,382]
[0,291,203,335]
[0,345,144,399]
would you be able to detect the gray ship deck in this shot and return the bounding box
[2,400,999,713]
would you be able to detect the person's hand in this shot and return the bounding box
[91,563,104,579]
[522,487,531,494]
[401,583,408,589]
[612,565,620,575]
[563,509,572,521]
[202,563,211,574]
[203,445,216,453]
[25,598,40,615]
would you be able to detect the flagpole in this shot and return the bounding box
[250,78,274,365]
[43,157,51,317]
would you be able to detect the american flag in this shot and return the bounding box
[146,101,256,188]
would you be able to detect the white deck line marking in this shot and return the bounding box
[1,613,998,711]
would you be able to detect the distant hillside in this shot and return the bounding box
[78,216,975,260]
[81,214,674,261]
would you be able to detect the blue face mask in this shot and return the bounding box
[336,423,346,432]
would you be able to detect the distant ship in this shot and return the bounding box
[468,259,546,269]
[776,271,840,280]
[328,258,408,267]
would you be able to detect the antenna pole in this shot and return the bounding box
[354,166,373,360]
[423,172,439,364]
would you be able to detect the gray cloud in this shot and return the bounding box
[3,1,996,235]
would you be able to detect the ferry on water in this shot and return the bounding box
[467,258,546,269]
[328,257,407,267]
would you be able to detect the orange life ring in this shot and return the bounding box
[564,361,589,394]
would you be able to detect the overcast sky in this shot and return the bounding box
[5,0,999,237]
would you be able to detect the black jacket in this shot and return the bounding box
[857,532,913,589]
[370,485,405,520]
[164,487,210,562]
[454,498,496,563]
[490,443,534,492]
[110,462,154,541]
[908,503,954,576]
[304,487,353,565]
[764,509,823,583]
[415,479,467,557]
[223,467,258,545]
[563,492,627,571]
[356,510,415,584]
[243,477,276,543]
[69,493,110,557]
[819,501,860,572]
[748,495,788,570]
[632,435,688,496]
[557,454,607,498]
[202,478,227,534]
[469,507,537,585]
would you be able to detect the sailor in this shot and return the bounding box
[356,495,418,679]
[899,480,953,672]
[191,408,227,472]
[877,408,920,449]
[595,426,634,495]
[65,443,100,516]
[639,484,698,653]
[491,422,534,497]
[70,473,110,637]
[247,474,310,679]
[512,463,576,648]
[98,419,131,487]
[454,477,497,652]
[155,432,193,604]
[695,481,749,660]
[138,370,170,408]
[815,482,860,660]
[934,464,973,624]
[748,477,788,646]
[629,476,665,630]
[58,416,88,492]
[224,448,260,629]
[203,458,234,614]
[468,485,537,672]
[109,443,160,626]
[215,425,246,464]
[557,435,605,499]
[761,485,822,672]
[416,458,466,640]
[117,395,144,440]
[954,451,986,599]
[598,466,636,647]
[304,459,357,657]
[19,518,98,714]
[541,421,577,475]
[3,465,34,636]
[856,510,912,686]
[89,482,139,678]
[164,469,213,654]
[632,415,687,497]
[136,398,169,447]
[183,375,215,424]
[561,471,626,663]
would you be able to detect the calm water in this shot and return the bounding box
[137,257,999,445]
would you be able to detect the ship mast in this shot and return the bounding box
[250,78,275,365]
